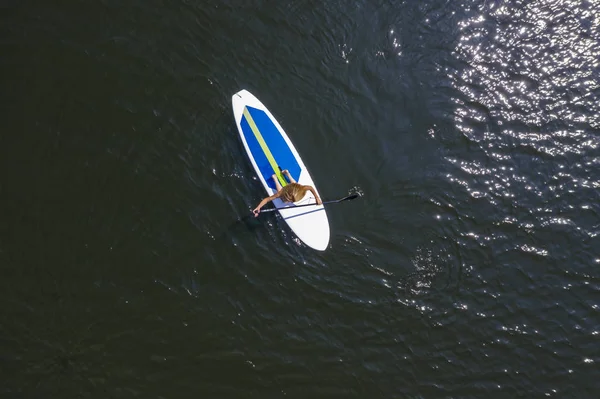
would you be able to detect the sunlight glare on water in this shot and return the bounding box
[446,0,600,242]
[452,0,600,130]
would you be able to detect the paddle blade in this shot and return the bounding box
[343,193,360,201]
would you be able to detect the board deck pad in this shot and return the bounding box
[232,90,330,251]
[240,106,301,190]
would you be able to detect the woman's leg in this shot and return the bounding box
[282,169,296,184]
[272,173,282,191]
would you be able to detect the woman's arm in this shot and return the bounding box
[305,185,322,205]
[253,191,281,217]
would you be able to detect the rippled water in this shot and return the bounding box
[1,0,599,397]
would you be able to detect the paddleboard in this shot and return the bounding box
[232,89,330,251]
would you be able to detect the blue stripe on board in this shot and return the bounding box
[241,106,301,190]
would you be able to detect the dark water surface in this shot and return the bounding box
[2,0,599,397]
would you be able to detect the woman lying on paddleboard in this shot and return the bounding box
[253,169,322,217]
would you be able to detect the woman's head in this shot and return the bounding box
[280,183,308,203]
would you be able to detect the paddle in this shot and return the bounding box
[218,193,361,238]
[257,193,360,214]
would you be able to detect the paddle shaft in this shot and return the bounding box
[258,194,359,213]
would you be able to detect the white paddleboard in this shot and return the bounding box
[232,89,330,251]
